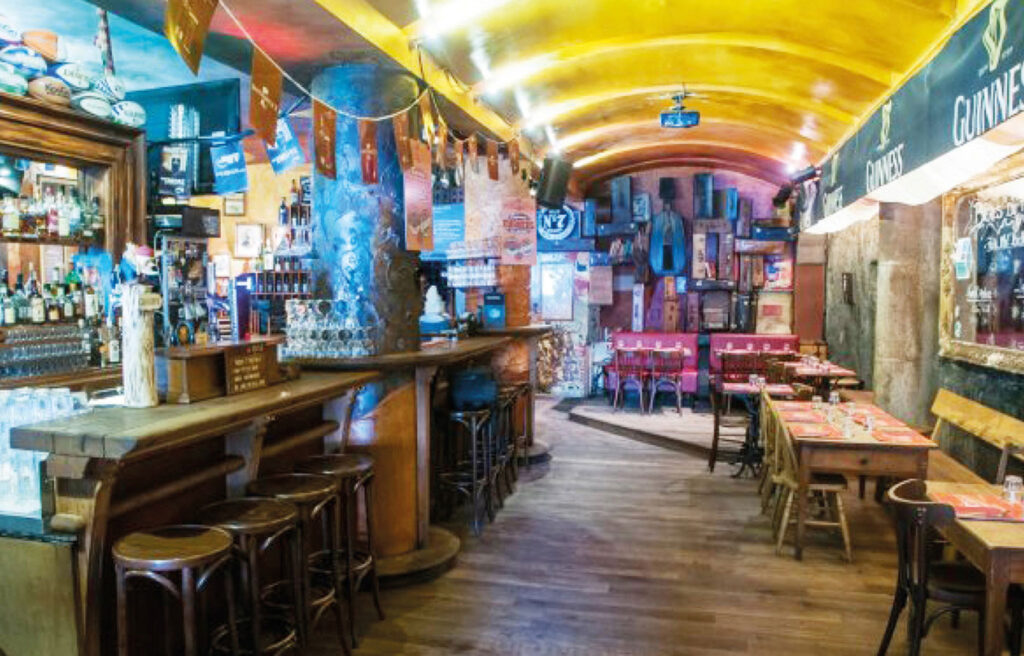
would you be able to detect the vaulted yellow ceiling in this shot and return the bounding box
[328,0,992,186]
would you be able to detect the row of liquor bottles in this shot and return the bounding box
[276,178,312,253]
[0,264,106,327]
[1,189,105,242]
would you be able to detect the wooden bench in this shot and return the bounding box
[930,389,1024,484]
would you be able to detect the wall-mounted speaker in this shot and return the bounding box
[659,177,676,200]
[537,156,572,209]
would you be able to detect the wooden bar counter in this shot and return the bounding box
[3,370,377,656]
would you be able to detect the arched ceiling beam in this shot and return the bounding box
[582,157,789,189]
[522,84,857,131]
[477,33,897,96]
[574,140,792,171]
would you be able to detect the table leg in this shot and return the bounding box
[795,448,810,561]
[984,559,1008,656]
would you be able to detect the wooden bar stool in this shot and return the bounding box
[296,453,386,649]
[495,387,520,502]
[439,408,493,535]
[246,473,349,655]
[198,498,304,655]
[113,525,240,656]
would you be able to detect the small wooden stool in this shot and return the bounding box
[296,453,386,648]
[198,498,303,655]
[113,525,240,656]
[247,473,348,655]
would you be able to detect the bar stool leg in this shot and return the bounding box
[469,418,483,536]
[364,476,385,620]
[288,525,309,647]
[163,588,175,656]
[342,489,358,650]
[116,563,129,656]
[244,535,262,654]
[333,496,354,654]
[296,511,312,647]
[222,560,241,656]
[182,566,197,656]
[484,417,497,523]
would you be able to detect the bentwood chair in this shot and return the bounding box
[611,347,650,412]
[877,479,989,656]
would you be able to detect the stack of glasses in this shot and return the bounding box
[0,387,90,519]
[282,299,379,360]
[0,324,91,379]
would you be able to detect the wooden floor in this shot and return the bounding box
[310,398,978,655]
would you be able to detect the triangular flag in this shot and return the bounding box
[509,138,520,175]
[486,139,499,181]
[455,139,464,172]
[393,111,412,171]
[359,120,379,185]
[436,124,448,168]
[418,93,434,142]
[165,0,219,75]
[467,134,478,172]
[313,99,336,179]
[250,49,282,147]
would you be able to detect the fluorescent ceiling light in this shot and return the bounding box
[415,0,516,39]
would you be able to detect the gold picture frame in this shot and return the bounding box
[223,192,246,216]
[939,150,1024,375]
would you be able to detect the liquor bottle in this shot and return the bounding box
[27,265,44,325]
[1,196,18,237]
[12,273,27,324]
[289,179,300,211]
[44,189,59,238]
[107,317,121,365]
[57,193,70,239]
[83,269,98,323]
[278,197,288,226]
[261,239,274,272]
[67,189,83,238]
[0,270,11,326]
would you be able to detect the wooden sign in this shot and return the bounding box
[165,0,219,75]
[693,218,732,234]
[358,120,378,184]
[486,139,499,180]
[393,112,412,170]
[156,337,288,403]
[250,49,282,146]
[313,99,336,179]
[225,341,275,395]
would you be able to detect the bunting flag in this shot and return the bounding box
[250,49,282,146]
[436,124,448,168]
[455,138,464,172]
[486,138,499,181]
[358,119,379,185]
[393,112,412,171]
[509,138,519,175]
[467,134,478,172]
[165,0,219,75]
[418,93,434,142]
[313,99,336,179]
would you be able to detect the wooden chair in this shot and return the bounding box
[611,347,650,412]
[719,351,763,383]
[877,479,989,656]
[648,347,687,414]
[708,386,750,473]
[772,410,852,561]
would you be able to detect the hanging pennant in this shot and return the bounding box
[509,138,520,175]
[486,139,499,181]
[358,120,379,185]
[165,0,219,75]
[313,99,336,179]
[455,139,464,172]
[436,124,448,168]
[467,134,478,172]
[393,111,412,171]
[418,93,434,142]
[250,49,282,147]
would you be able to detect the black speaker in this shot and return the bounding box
[659,177,676,200]
[537,156,572,209]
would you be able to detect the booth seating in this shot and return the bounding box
[709,334,800,385]
[604,332,699,412]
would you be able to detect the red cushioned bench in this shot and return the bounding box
[605,332,699,411]
[708,333,800,386]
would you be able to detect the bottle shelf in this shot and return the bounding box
[0,234,102,247]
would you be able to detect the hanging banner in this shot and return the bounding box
[509,138,519,175]
[404,140,433,251]
[250,49,282,147]
[467,134,478,172]
[486,139,499,181]
[418,93,434,142]
[264,117,305,175]
[436,124,448,167]
[358,119,378,185]
[500,195,537,265]
[313,99,336,179]
[165,0,219,75]
[210,139,248,194]
[455,139,464,171]
[393,111,412,171]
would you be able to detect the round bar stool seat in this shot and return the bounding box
[198,498,303,656]
[248,473,339,505]
[296,453,374,479]
[113,525,240,656]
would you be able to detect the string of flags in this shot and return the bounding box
[166,0,528,184]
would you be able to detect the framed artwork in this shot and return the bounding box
[540,261,574,321]
[223,192,246,216]
[939,152,1024,375]
[632,192,651,222]
[234,223,263,259]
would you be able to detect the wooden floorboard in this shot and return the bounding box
[309,397,980,655]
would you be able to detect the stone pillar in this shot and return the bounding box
[310,62,421,355]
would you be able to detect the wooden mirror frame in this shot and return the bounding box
[939,150,1024,375]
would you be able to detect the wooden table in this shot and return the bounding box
[784,361,856,393]
[713,383,796,476]
[771,400,936,559]
[927,481,1024,656]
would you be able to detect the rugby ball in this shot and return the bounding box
[0,66,26,95]
[94,73,125,102]
[27,76,70,105]
[47,62,91,92]
[21,30,62,63]
[111,100,146,128]
[70,92,112,120]
[0,16,21,46]
[0,45,45,78]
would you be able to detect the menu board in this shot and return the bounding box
[224,342,272,395]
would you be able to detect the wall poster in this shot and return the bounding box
[500,195,537,265]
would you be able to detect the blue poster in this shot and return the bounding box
[209,140,248,195]
[265,117,306,175]
[422,203,465,261]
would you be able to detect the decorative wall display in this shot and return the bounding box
[500,195,537,265]
[404,140,433,251]
[940,154,1024,374]
[756,291,794,335]
[234,223,263,258]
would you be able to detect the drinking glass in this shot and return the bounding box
[1005,475,1023,504]
[812,395,823,411]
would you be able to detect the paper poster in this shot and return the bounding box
[953,236,972,280]
[159,144,190,197]
[264,117,305,176]
[404,140,433,251]
[590,265,613,305]
[210,139,248,194]
[756,291,794,334]
[250,49,282,146]
[500,195,537,265]
[313,100,336,179]
[763,254,794,290]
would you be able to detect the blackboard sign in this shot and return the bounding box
[225,342,273,395]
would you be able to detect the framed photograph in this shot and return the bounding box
[212,253,232,278]
[223,192,246,216]
[632,192,651,222]
[234,223,263,259]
